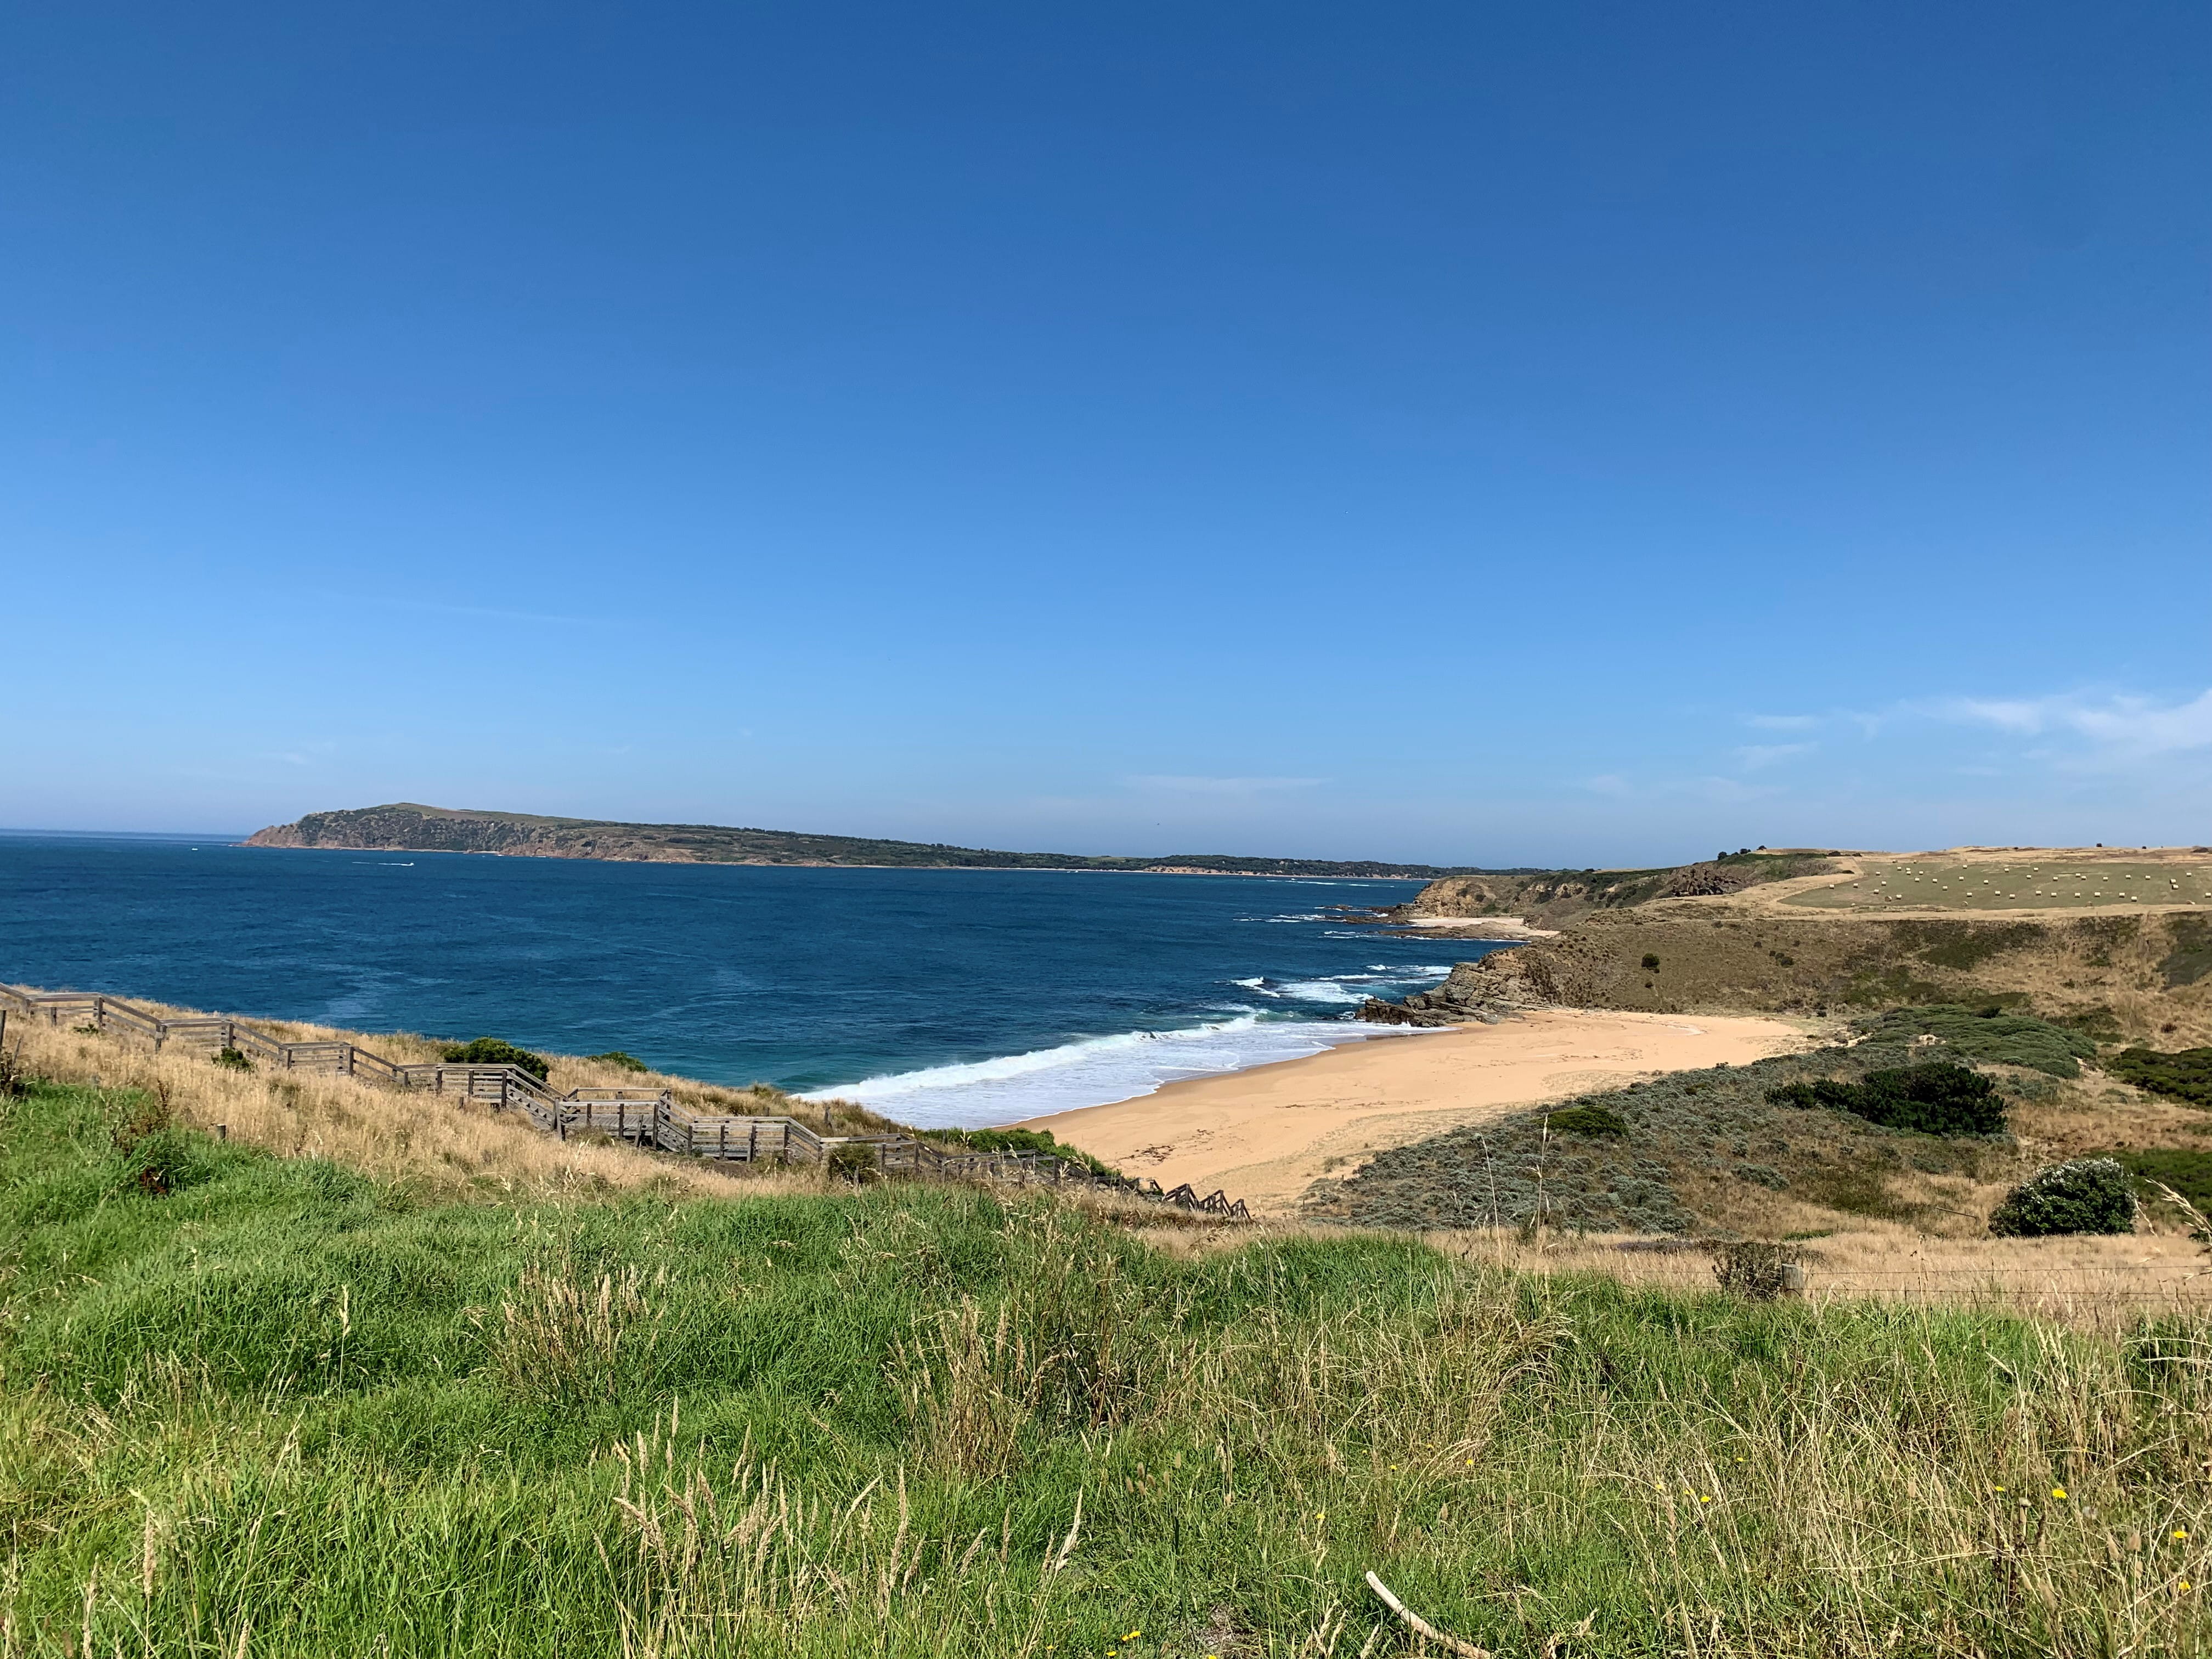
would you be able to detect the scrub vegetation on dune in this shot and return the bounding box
[8,1078,2212,1656]
[1306,1028,2027,1236]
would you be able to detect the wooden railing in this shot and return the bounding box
[0,985,1251,1219]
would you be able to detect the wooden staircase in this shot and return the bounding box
[0,985,1251,1220]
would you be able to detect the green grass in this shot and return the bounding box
[7,1080,2212,1655]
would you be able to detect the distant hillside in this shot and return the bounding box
[242,802,1494,878]
[1401,849,1842,928]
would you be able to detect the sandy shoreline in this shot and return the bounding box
[1022,1008,1815,1216]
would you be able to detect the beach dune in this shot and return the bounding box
[1023,1009,1814,1216]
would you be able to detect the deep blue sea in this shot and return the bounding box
[0,832,1514,1126]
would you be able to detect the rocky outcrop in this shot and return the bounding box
[1359,956,1534,1025]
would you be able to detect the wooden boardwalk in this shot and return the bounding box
[0,985,1251,1219]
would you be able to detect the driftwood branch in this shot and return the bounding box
[1364,1571,1490,1658]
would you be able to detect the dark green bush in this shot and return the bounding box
[211,1046,253,1071]
[2116,1148,2212,1215]
[589,1051,650,1074]
[2106,1047,2212,1108]
[1640,953,1661,972]
[1546,1104,1628,1138]
[1988,1157,2136,1237]
[1768,1062,2006,1136]
[439,1037,550,1082]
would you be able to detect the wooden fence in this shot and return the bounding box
[0,985,1251,1219]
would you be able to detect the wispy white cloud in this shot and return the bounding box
[1124,775,1327,795]
[1934,689,2212,759]
[1734,742,1816,771]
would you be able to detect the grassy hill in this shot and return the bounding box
[7,1076,2209,1656]
[242,803,1496,878]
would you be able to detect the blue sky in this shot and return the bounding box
[5,2,2207,865]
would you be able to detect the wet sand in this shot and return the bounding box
[1022,1009,1813,1216]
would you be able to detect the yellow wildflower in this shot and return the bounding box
[2052,1488,2068,1499]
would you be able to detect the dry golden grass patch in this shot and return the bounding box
[1420,1224,2212,1329]
[0,992,832,1201]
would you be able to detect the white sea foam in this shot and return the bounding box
[803,1015,1436,1128]
[1272,978,1369,1005]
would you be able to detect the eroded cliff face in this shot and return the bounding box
[1363,906,2212,1045]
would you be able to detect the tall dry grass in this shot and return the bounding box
[0,991,821,1200]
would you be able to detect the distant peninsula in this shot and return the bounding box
[242,802,1498,878]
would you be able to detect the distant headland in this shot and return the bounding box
[241,801,1503,878]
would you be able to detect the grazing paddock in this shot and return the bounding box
[1787,854,2212,913]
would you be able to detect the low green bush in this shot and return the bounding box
[211,1046,253,1071]
[2107,1046,2212,1108]
[1855,1005,2098,1078]
[1768,1062,2007,1136]
[1988,1157,2136,1237]
[440,1037,551,1082]
[589,1051,650,1073]
[1546,1104,1628,1137]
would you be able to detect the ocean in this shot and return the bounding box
[0,831,1514,1126]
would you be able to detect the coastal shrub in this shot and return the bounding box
[1989,1157,2136,1238]
[826,1142,882,1184]
[2106,1046,2212,1108]
[440,1037,550,1082]
[1856,1004,2098,1078]
[1640,953,1661,971]
[928,1126,1119,1178]
[212,1045,253,1071]
[1768,1063,2006,1136]
[1545,1104,1627,1138]
[2116,1148,2212,1216]
[1709,1241,1797,1301]
[589,1050,651,1073]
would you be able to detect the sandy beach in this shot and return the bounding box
[1023,1008,1814,1216]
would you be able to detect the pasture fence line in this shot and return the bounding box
[0,984,1251,1220]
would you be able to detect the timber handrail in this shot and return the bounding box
[0,983,1250,1218]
